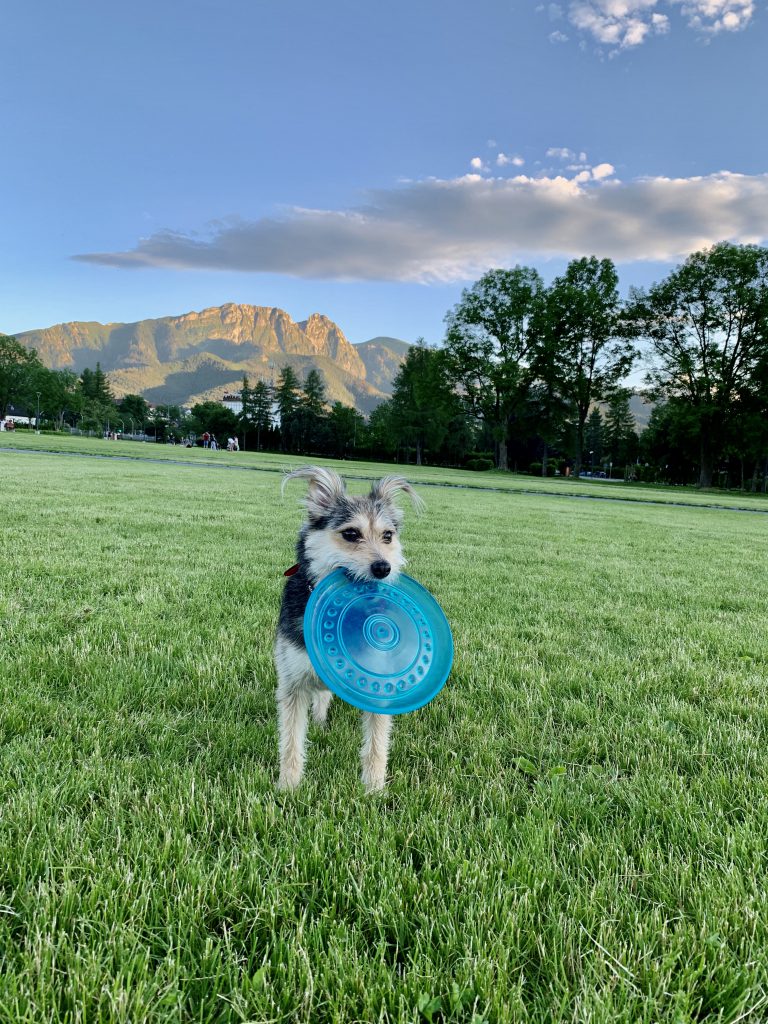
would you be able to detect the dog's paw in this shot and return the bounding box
[277,769,303,791]
[311,692,333,729]
[361,771,387,795]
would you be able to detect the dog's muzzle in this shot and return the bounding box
[370,560,391,579]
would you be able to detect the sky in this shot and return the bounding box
[2,0,767,346]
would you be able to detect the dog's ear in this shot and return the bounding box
[282,465,347,521]
[369,476,425,514]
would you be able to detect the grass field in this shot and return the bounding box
[4,430,768,512]
[2,443,768,1023]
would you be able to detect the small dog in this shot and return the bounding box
[275,466,422,792]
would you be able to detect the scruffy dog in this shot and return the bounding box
[276,466,422,792]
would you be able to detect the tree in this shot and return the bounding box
[327,401,365,458]
[275,366,301,452]
[80,362,113,404]
[445,267,545,470]
[36,368,80,429]
[604,390,639,473]
[0,335,43,417]
[187,401,239,444]
[367,401,398,460]
[245,379,274,450]
[628,242,768,487]
[546,257,637,477]
[585,407,605,470]
[300,369,328,451]
[389,343,458,466]
[527,300,572,476]
[640,401,700,485]
[119,394,150,431]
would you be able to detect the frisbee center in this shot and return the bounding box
[363,614,400,652]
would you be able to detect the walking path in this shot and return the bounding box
[3,444,767,515]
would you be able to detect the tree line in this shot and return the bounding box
[375,241,768,490]
[2,241,767,489]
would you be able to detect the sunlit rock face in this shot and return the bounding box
[17,304,410,412]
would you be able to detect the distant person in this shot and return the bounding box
[202,431,210,449]
[227,437,234,451]
[210,437,218,451]
[233,437,239,452]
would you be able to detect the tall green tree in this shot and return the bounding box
[585,407,605,470]
[36,368,80,429]
[275,366,302,451]
[249,379,274,450]
[0,335,43,417]
[327,401,365,458]
[546,257,636,477]
[527,298,572,476]
[80,362,113,403]
[389,343,458,466]
[445,267,544,470]
[628,242,768,487]
[604,390,639,472]
[367,401,397,460]
[299,369,328,451]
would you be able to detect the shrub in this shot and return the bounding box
[529,461,557,476]
[466,457,494,472]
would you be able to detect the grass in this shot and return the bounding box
[3,430,768,512]
[2,446,768,1022]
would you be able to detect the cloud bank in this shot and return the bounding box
[75,170,768,283]
[559,0,754,48]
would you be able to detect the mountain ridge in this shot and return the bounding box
[15,304,410,413]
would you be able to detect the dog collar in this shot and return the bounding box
[283,563,313,592]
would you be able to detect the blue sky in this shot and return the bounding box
[2,0,766,345]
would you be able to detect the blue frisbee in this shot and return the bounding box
[304,569,453,714]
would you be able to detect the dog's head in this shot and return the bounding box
[283,466,423,584]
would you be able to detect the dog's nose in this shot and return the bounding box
[370,560,391,579]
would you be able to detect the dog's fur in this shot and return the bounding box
[275,466,423,792]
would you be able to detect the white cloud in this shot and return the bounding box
[568,1,668,48]
[470,156,489,172]
[75,169,768,283]
[549,29,570,41]
[674,0,754,32]
[560,0,752,48]
[497,153,525,167]
[591,162,616,179]
[547,147,576,160]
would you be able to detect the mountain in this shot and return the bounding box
[16,305,411,413]
[354,337,412,393]
[629,393,654,429]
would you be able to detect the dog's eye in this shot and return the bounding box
[381,531,393,544]
[341,528,361,543]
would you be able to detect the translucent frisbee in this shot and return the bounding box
[304,569,453,714]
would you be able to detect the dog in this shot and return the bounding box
[275,466,423,792]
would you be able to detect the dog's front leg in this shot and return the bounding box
[276,683,312,790]
[360,713,393,793]
[275,638,313,790]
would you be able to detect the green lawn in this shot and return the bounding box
[4,430,768,511]
[2,447,768,1023]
